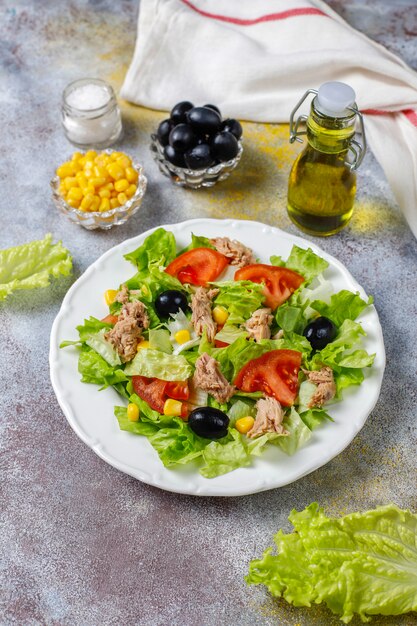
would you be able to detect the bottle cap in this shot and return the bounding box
[316,82,356,117]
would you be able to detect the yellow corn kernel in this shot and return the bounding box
[141,284,149,296]
[84,168,93,178]
[127,403,140,422]
[125,166,138,183]
[174,329,191,345]
[78,156,86,167]
[67,186,83,201]
[99,197,111,213]
[235,416,255,434]
[163,398,183,417]
[116,154,132,169]
[104,182,114,191]
[80,193,94,211]
[137,340,150,351]
[70,161,83,173]
[212,306,229,325]
[85,150,97,161]
[117,192,128,205]
[71,151,83,161]
[93,165,107,178]
[111,151,123,160]
[58,183,67,196]
[84,183,95,195]
[107,162,125,181]
[98,188,111,199]
[76,170,87,183]
[125,184,137,199]
[114,178,129,193]
[56,162,74,178]
[104,289,118,305]
[90,196,100,212]
[90,176,107,188]
[95,154,110,167]
[110,197,120,209]
[63,176,78,190]
[67,197,81,208]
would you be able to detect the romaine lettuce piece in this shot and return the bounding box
[78,345,127,388]
[311,289,373,327]
[0,233,72,301]
[212,280,265,325]
[124,349,192,380]
[247,503,417,623]
[149,328,172,354]
[85,328,121,367]
[124,227,176,269]
[177,233,215,255]
[270,245,329,282]
[200,429,250,478]
[276,407,312,455]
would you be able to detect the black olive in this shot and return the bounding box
[303,316,337,350]
[164,144,186,167]
[155,290,188,318]
[221,118,243,140]
[157,119,174,146]
[211,131,239,162]
[170,101,194,124]
[169,123,197,152]
[186,107,222,135]
[203,103,221,117]
[184,143,215,170]
[188,407,229,439]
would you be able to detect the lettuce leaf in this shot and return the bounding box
[124,227,176,269]
[212,280,265,325]
[148,417,205,466]
[200,429,251,478]
[311,290,373,327]
[178,233,215,255]
[0,233,72,301]
[246,502,417,623]
[276,407,312,455]
[270,245,329,282]
[78,345,127,388]
[114,406,159,437]
[124,349,192,380]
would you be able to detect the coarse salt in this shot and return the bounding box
[66,83,110,111]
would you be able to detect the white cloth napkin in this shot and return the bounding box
[121,0,417,238]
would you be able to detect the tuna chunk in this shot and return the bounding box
[210,237,255,268]
[105,301,149,362]
[245,308,273,342]
[115,284,129,304]
[302,366,336,408]
[247,397,288,438]
[190,287,219,344]
[193,353,235,404]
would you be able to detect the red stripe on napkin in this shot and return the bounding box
[364,108,417,127]
[179,0,326,26]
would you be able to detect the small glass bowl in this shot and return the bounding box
[150,135,243,189]
[51,153,147,231]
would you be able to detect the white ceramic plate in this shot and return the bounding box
[50,219,385,496]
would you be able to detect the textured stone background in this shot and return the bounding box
[1,1,417,625]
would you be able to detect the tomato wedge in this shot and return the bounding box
[132,376,190,413]
[234,350,302,407]
[165,248,228,286]
[234,264,304,310]
[101,314,119,325]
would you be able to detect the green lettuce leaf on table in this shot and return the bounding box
[0,233,72,301]
[246,502,417,623]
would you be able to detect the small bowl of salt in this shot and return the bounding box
[62,78,123,149]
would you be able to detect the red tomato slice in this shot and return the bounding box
[132,376,167,413]
[234,350,302,407]
[215,339,229,348]
[101,314,119,325]
[165,381,190,401]
[165,248,228,286]
[234,264,304,310]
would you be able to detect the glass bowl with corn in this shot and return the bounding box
[51,149,147,230]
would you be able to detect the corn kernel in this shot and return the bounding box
[90,176,107,188]
[85,150,97,161]
[85,184,95,195]
[84,168,93,178]
[127,403,140,422]
[90,196,100,212]
[114,178,129,192]
[107,162,125,181]
[125,167,138,183]
[116,154,131,169]
[72,151,83,162]
[70,161,83,173]
[174,329,191,345]
[58,183,67,196]
[80,193,94,211]
[163,398,183,416]
[64,176,78,190]
[125,184,137,198]
[235,416,255,434]
[67,187,83,201]
[104,182,114,191]
[98,188,111,199]
[78,156,86,167]
[111,151,123,160]
[99,197,111,212]
[137,340,150,351]
[110,197,120,209]
[117,192,128,205]
[141,285,149,296]
[56,162,74,178]
[93,165,107,178]
[67,197,81,208]
[104,289,118,305]
[212,306,229,325]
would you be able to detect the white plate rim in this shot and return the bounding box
[50,218,385,496]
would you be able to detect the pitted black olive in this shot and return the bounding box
[188,407,229,439]
[303,316,337,350]
[155,290,188,318]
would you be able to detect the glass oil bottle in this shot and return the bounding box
[287,82,367,236]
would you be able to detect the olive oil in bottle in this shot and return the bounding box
[287,82,366,236]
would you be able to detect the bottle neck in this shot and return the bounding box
[306,99,356,155]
